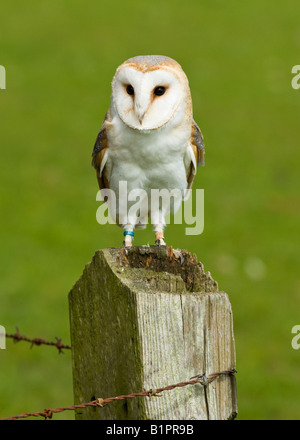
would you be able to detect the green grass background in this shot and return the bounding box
[0,0,299,420]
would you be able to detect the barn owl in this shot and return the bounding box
[92,55,204,247]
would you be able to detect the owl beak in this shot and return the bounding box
[135,101,149,126]
[137,112,146,125]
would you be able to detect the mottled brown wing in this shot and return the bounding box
[186,120,205,190]
[92,118,110,190]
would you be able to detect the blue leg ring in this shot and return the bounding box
[124,231,134,237]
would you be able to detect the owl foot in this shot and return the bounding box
[123,230,134,247]
[155,232,166,246]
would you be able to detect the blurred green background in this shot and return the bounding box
[0,0,299,420]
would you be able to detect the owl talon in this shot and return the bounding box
[155,238,166,246]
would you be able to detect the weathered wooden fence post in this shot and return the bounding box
[69,246,237,420]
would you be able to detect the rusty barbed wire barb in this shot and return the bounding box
[146,389,162,397]
[95,398,106,408]
[190,369,237,385]
[0,369,237,421]
[5,327,71,353]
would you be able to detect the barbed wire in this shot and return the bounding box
[2,327,237,420]
[5,327,71,353]
[0,369,237,420]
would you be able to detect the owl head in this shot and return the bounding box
[111,55,191,131]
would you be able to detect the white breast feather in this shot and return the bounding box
[105,102,191,199]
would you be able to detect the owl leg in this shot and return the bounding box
[154,224,166,246]
[123,225,134,247]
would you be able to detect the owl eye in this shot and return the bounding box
[126,85,134,96]
[154,86,166,96]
